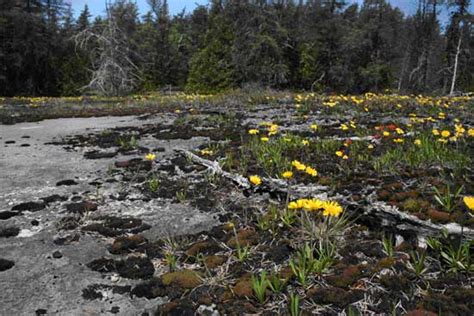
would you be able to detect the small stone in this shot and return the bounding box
[52,251,63,259]
[110,274,120,283]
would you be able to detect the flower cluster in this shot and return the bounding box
[288,198,343,217]
[145,153,156,161]
[291,160,318,177]
[464,196,474,212]
[249,175,262,186]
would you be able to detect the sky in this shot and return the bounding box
[67,0,461,24]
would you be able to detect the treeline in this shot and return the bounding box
[1,0,472,96]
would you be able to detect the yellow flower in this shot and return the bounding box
[463,196,474,211]
[260,137,269,142]
[200,149,213,155]
[469,129,474,137]
[414,139,421,146]
[383,131,390,137]
[335,151,344,157]
[455,124,465,136]
[288,198,325,212]
[441,130,451,138]
[288,201,299,209]
[305,166,318,177]
[249,175,262,186]
[292,160,306,171]
[145,153,156,161]
[340,124,349,131]
[393,138,404,143]
[368,144,374,149]
[282,171,293,179]
[303,199,324,211]
[395,128,404,135]
[342,155,349,160]
[432,129,440,136]
[302,139,310,146]
[268,124,279,133]
[438,138,448,144]
[248,129,259,135]
[324,101,337,107]
[322,201,343,217]
[310,124,318,131]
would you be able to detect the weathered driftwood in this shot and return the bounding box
[175,148,327,197]
[176,148,474,238]
[175,148,251,189]
[356,193,474,238]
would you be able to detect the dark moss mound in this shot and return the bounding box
[11,201,45,212]
[0,258,15,271]
[82,216,151,237]
[87,256,155,279]
[0,227,20,238]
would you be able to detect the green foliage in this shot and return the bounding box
[433,184,464,213]
[408,250,429,277]
[289,293,301,316]
[148,177,160,193]
[251,271,268,304]
[186,12,236,93]
[382,234,395,258]
[266,272,286,294]
[3,0,474,96]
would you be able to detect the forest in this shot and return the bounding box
[1,0,472,97]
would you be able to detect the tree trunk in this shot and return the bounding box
[449,28,463,96]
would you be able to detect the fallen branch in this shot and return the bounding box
[175,148,327,197]
[176,148,474,238]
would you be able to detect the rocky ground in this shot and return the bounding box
[0,93,473,315]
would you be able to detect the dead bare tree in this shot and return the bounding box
[449,27,463,95]
[74,3,141,96]
[448,0,471,96]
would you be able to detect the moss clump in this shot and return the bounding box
[185,240,221,257]
[426,209,450,223]
[306,286,363,308]
[402,198,427,213]
[380,274,410,292]
[204,255,227,269]
[327,265,363,288]
[375,257,396,271]
[233,279,253,298]
[161,270,202,289]
[227,229,258,248]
